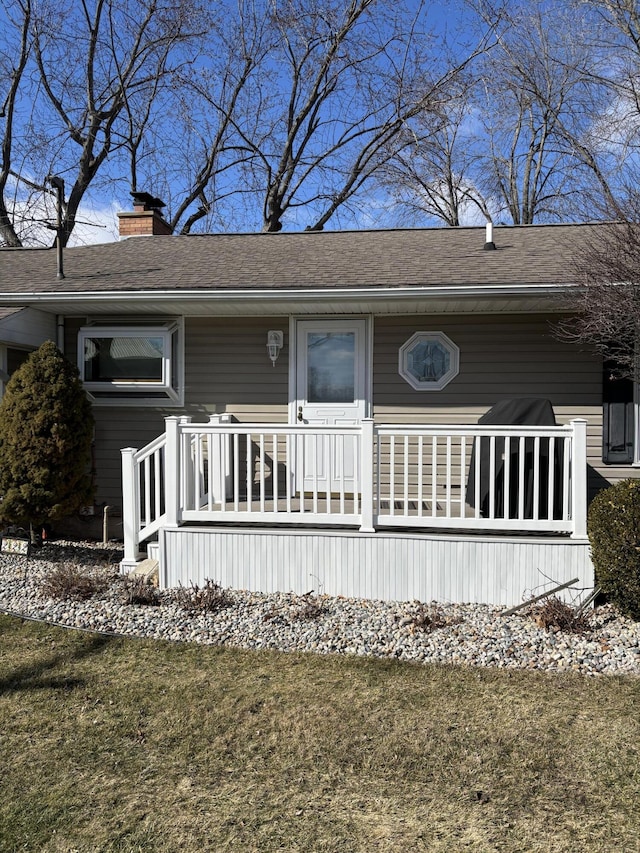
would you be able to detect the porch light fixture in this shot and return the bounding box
[267,330,284,366]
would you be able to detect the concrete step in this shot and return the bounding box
[128,557,159,587]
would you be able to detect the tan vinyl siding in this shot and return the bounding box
[65,316,291,509]
[64,312,637,512]
[372,314,614,499]
[185,317,289,419]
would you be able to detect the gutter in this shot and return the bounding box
[0,283,580,307]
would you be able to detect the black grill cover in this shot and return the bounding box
[466,398,562,519]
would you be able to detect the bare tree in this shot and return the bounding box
[0,0,203,247]
[557,220,640,379]
[378,96,491,226]
[157,0,275,234]
[0,0,33,247]
[475,3,608,224]
[172,0,493,234]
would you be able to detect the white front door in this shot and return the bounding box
[294,319,368,492]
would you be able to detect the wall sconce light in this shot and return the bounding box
[266,330,284,366]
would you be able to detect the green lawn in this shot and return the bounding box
[0,613,639,852]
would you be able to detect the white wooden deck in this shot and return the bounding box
[121,417,592,605]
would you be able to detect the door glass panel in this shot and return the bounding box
[307,332,355,403]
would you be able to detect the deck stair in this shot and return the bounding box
[127,557,159,587]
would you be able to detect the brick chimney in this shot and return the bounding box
[117,191,172,237]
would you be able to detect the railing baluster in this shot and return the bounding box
[548,436,555,521]
[325,433,331,515]
[272,433,278,512]
[503,436,511,520]
[445,436,452,518]
[194,434,202,511]
[562,435,570,521]
[144,456,151,527]
[403,435,409,517]
[418,435,424,518]
[246,433,252,511]
[474,434,480,519]
[206,433,214,511]
[533,435,540,521]
[518,436,525,520]
[312,433,319,514]
[460,436,466,518]
[233,433,239,512]
[154,447,162,521]
[488,436,496,520]
[431,435,437,518]
[259,433,265,513]
[338,433,345,515]
[389,435,395,516]
[286,433,292,514]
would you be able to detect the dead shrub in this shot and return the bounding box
[42,563,106,601]
[399,601,451,634]
[290,593,328,621]
[173,579,230,614]
[532,596,590,633]
[121,575,160,606]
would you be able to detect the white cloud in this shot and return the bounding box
[4,175,121,247]
[67,198,120,246]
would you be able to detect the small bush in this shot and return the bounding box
[399,601,450,633]
[290,592,328,621]
[173,579,230,614]
[121,575,160,606]
[531,596,590,633]
[42,563,106,601]
[588,479,640,620]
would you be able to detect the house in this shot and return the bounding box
[0,200,632,605]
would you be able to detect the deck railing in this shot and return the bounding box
[121,416,588,565]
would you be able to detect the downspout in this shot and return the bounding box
[56,315,65,352]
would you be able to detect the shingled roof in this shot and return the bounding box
[0,223,597,296]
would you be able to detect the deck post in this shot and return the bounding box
[120,447,140,570]
[165,416,182,526]
[570,419,588,539]
[360,418,375,532]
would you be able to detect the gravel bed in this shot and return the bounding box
[1,540,639,677]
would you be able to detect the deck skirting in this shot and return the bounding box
[158,526,594,606]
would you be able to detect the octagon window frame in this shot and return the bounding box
[398,331,460,391]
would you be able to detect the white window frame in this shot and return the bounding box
[78,319,184,407]
[398,331,459,391]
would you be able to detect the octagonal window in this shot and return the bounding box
[399,332,459,391]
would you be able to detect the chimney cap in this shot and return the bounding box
[130,190,165,210]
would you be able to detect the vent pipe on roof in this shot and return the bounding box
[484,221,496,251]
[46,175,65,279]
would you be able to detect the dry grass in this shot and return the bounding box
[0,614,639,852]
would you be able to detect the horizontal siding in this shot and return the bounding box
[63,312,638,513]
[186,316,289,416]
[160,527,593,606]
[372,314,627,497]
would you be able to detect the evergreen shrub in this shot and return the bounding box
[588,479,640,620]
[0,341,94,535]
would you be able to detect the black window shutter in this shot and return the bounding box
[603,361,634,464]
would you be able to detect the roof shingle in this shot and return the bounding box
[0,224,599,296]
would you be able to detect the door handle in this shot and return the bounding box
[297,406,304,422]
